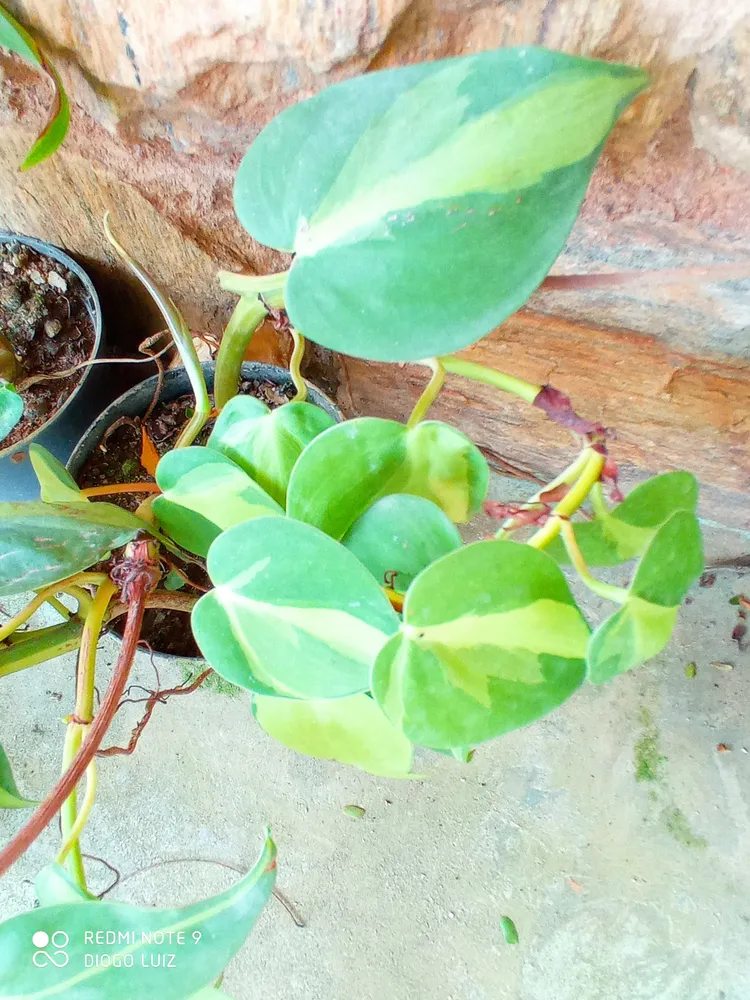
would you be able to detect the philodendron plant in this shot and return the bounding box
[0,46,705,995]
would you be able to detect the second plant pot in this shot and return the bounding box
[67,360,342,663]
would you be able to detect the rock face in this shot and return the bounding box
[0,0,748,528]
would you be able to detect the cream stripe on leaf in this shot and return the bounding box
[192,517,399,699]
[587,510,703,683]
[286,417,488,539]
[235,47,647,362]
[208,395,336,506]
[152,447,283,557]
[371,540,589,748]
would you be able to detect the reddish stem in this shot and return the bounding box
[0,590,146,877]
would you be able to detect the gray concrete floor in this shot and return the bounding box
[1,477,749,1000]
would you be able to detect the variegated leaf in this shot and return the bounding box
[208,395,335,506]
[287,417,488,538]
[235,47,647,361]
[372,540,589,748]
[152,448,283,557]
[587,510,703,683]
[547,472,698,567]
[253,692,414,778]
[192,517,399,699]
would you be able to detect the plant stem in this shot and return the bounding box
[0,620,84,678]
[408,360,446,429]
[438,356,541,404]
[80,482,161,498]
[105,590,198,622]
[214,296,268,409]
[0,575,148,877]
[590,481,610,521]
[527,449,606,550]
[559,519,628,603]
[58,580,116,890]
[0,574,104,642]
[495,450,590,539]
[289,328,308,402]
[218,269,290,298]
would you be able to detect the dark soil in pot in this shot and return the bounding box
[1,241,97,449]
[75,372,309,658]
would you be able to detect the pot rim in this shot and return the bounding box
[0,231,104,459]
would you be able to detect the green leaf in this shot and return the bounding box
[152,448,283,557]
[547,472,698,567]
[0,742,37,809]
[235,48,647,362]
[372,540,589,748]
[0,379,23,445]
[0,832,276,999]
[208,395,335,506]
[253,692,414,778]
[587,510,704,683]
[29,444,88,503]
[341,493,462,592]
[0,6,70,169]
[0,5,41,66]
[287,417,488,539]
[193,517,399,699]
[500,915,519,944]
[0,502,146,598]
[35,864,94,905]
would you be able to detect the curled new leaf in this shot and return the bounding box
[29,444,88,503]
[372,540,589,748]
[0,5,70,169]
[235,47,647,361]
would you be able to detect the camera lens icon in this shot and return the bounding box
[32,930,69,968]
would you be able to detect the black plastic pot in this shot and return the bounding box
[0,232,105,502]
[67,361,342,662]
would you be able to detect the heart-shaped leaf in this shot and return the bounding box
[342,493,462,592]
[0,379,23,445]
[0,742,37,809]
[547,472,698,567]
[253,692,414,778]
[587,510,704,683]
[287,418,488,539]
[372,540,589,748]
[192,517,399,698]
[208,395,335,506]
[235,48,647,362]
[0,502,146,597]
[0,832,275,999]
[152,448,283,557]
[29,444,88,503]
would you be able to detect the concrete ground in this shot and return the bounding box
[1,475,749,1000]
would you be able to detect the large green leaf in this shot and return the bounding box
[0,380,23,445]
[287,418,488,539]
[253,692,414,778]
[208,395,335,506]
[0,5,70,169]
[587,510,703,683]
[0,832,275,999]
[192,517,399,699]
[0,502,146,597]
[342,493,462,592]
[29,444,88,503]
[0,742,37,809]
[235,48,647,362]
[547,472,698,567]
[152,448,283,557]
[372,540,589,748]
